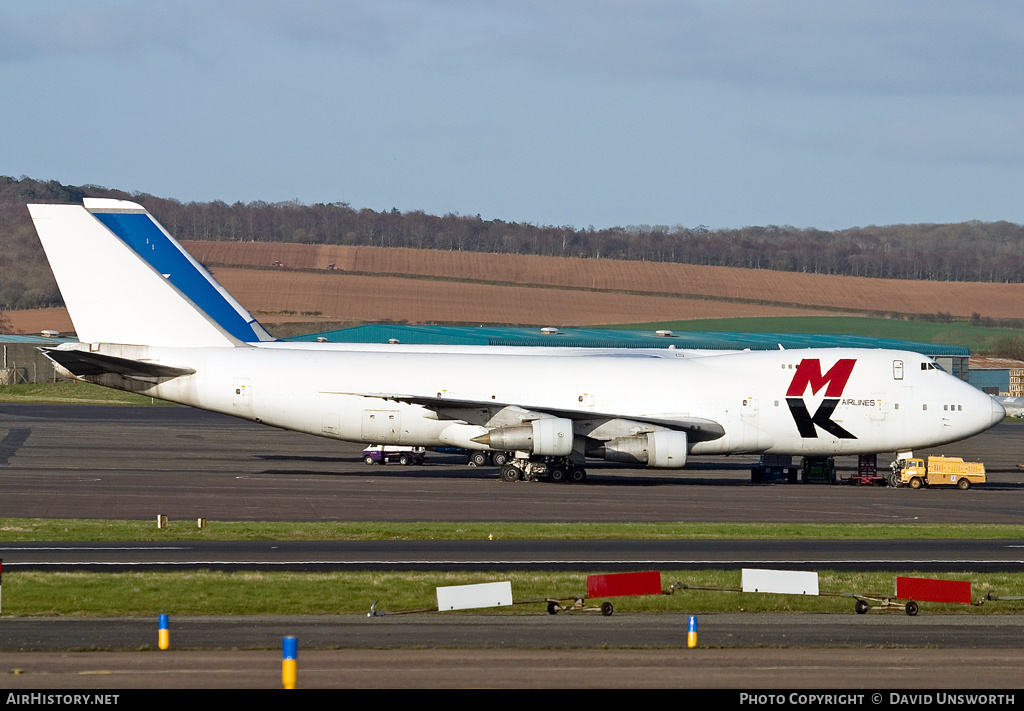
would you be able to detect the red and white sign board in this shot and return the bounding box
[587,571,662,599]
[436,581,513,611]
[896,576,972,605]
[742,568,820,596]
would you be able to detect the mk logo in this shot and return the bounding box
[786,359,857,439]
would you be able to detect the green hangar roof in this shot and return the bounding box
[0,334,76,344]
[285,324,969,357]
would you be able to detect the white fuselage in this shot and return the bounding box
[76,343,1003,459]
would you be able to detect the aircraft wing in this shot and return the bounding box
[329,390,726,443]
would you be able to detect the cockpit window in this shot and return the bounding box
[920,361,945,372]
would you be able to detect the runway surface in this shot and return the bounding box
[4,613,1024,651]
[2,403,1024,688]
[4,613,1024,689]
[6,647,1024,689]
[2,404,1024,524]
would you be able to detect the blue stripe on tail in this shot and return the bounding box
[93,212,262,343]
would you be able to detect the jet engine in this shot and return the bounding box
[590,430,688,468]
[472,417,574,456]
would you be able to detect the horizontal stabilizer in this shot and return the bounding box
[42,348,195,379]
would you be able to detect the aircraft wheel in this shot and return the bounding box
[547,601,559,615]
[363,455,376,465]
[569,467,587,483]
[469,451,489,467]
[491,451,510,467]
[500,464,521,483]
[855,599,870,615]
[905,600,919,616]
[549,467,567,483]
[909,477,923,489]
[958,477,971,490]
[601,602,614,616]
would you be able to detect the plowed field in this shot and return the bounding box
[8,242,1022,333]
[185,241,1024,323]
[212,268,818,326]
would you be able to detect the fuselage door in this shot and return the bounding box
[870,393,888,421]
[741,396,757,418]
[893,360,904,380]
[232,377,253,416]
[361,409,402,443]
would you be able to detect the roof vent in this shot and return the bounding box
[540,327,559,335]
[316,336,327,343]
[40,330,60,338]
[388,338,400,344]
[655,330,674,337]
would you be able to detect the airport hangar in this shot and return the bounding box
[1,327,971,384]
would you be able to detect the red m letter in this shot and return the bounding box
[786,359,856,397]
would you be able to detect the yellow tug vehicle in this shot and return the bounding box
[890,455,986,490]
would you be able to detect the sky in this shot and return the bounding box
[2,1,1023,231]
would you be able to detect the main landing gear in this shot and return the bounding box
[499,455,588,484]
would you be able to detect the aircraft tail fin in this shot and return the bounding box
[28,198,273,347]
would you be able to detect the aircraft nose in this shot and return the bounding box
[991,396,1007,426]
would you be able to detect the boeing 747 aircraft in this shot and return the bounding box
[27,199,1004,483]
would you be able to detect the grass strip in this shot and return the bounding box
[0,383,171,405]
[5,570,1024,617]
[4,518,1024,541]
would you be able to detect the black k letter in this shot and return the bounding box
[786,398,857,439]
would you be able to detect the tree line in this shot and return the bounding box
[2,175,1024,314]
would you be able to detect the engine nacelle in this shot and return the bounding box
[592,430,688,468]
[479,417,574,456]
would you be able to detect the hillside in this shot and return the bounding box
[5,176,1024,320]
[10,238,1024,338]
[184,240,1024,323]
[4,176,1024,353]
